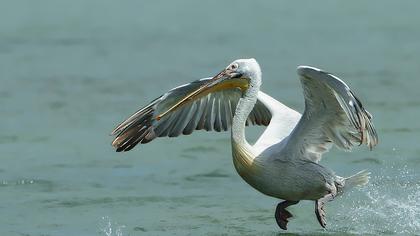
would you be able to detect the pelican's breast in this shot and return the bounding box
[231,141,333,200]
[231,141,266,190]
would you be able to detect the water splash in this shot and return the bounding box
[333,164,420,235]
[99,216,126,236]
[0,179,35,186]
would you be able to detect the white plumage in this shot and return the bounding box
[111,58,378,230]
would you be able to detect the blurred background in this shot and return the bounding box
[1,1,419,235]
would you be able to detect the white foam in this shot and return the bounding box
[332,164,420,234]
[99,216,126,236]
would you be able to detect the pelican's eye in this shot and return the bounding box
[229,63,239,70]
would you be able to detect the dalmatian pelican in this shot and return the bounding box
[111,58,378,230]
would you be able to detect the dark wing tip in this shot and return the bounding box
[348,91,378,149]
[112,126,157,152]
[111,100,160,152]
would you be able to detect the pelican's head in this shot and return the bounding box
[228,58,262,85]
[156,58,261,120]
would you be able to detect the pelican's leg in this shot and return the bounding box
[275,200,299,230]
[315,193,335,228]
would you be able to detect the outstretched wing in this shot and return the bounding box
[111,77,272,152]
[284,66,378,163]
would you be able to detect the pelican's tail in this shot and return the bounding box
[343,170,370,192]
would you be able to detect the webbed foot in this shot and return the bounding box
[275,200,299,230]
[315,200,327,228]
[315,192,335,228]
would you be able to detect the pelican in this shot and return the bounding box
[111,58,378,230]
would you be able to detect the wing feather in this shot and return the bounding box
[111,77,272,152]
[284,66,378,162]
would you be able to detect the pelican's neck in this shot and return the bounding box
[231,79,261,146]
[231,77,261,179]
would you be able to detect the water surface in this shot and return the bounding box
[1,1,420,235]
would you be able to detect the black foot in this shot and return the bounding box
[275,200,299,230]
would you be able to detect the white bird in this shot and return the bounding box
[111,58,378,230]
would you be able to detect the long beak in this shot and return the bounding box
[155,69,245,121]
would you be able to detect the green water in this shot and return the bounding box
[1,1,420,235]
